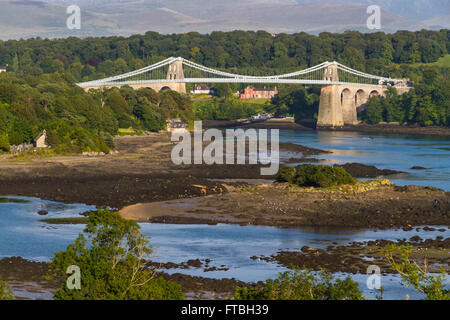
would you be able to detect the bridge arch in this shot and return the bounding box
[341,88,356,124]
[355,89,368,111]
[369,90,381,98]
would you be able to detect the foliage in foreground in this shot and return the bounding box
[383,244,449,300]
[277,164,356,188]
[46,209,184,300]
[236,268,363,300]
[0,277,14,300]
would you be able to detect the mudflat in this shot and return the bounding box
[0,133,324,208]
[0,133,448,229]
[120,182,450,229]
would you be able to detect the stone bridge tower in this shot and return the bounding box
[165,58,186,94]
[317,63,344,127]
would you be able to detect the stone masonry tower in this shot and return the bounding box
[317,63,344,127]
[166,58,186,94]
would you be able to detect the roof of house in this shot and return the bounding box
[35,130,47,141]
[193,84,212,90]
[245,86,277,92]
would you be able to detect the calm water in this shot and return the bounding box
[280,130,450,191]
[0,196,448,300]
[1,130,449,299]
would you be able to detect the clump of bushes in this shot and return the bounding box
[277,165,356,188]
[235,268,364,300]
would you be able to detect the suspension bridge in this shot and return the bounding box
[77,57,412,127]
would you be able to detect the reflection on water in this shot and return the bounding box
[280,130,450,191]
[296,226,366,235]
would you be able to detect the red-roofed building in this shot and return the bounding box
[240,86,278,99]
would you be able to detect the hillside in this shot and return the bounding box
[0,0,433,39]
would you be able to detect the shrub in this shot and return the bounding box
[0,277,13,300]
[236,268,363,300]
[276,165,296,183]
[277,165,356,188]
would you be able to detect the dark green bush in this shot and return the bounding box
[276,165,297,183]
[277,165,356,188]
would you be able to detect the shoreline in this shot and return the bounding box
[0,134,327,209]
[203,119,450,137]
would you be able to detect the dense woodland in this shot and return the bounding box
[0,30,448,153]
[0,30,448,79]
[0,73,192,153]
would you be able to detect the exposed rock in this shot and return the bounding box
[335,163,404,178]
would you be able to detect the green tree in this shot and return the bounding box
[383,245,449,300]
[105,90,133,116]
[0,277,13,300]
[0,133,10,152]
[46,209,184,300]
[362,96,384,124]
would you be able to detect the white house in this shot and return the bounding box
[0,66,6,73]
[191,84,215,95]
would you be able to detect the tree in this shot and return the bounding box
[362,96,384,124]
[236,268,363,300]
[0,133,10,152]
[214,83,233,98]
[0,277,13,300]
[46,209,184,300]
[105,90,132,116]
[133,104,165,132]
[383,244,449,300]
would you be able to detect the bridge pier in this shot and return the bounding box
[317,85,344,127]
[317,84,388,127]
[317,62,391,127]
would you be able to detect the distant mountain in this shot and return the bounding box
[0,0,447,40]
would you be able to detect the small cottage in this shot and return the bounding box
[167,119,188,133]
[191,84,215,95]
[34,130,49,148]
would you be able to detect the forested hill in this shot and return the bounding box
[0,30,448,155]
[0,30,448,81]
